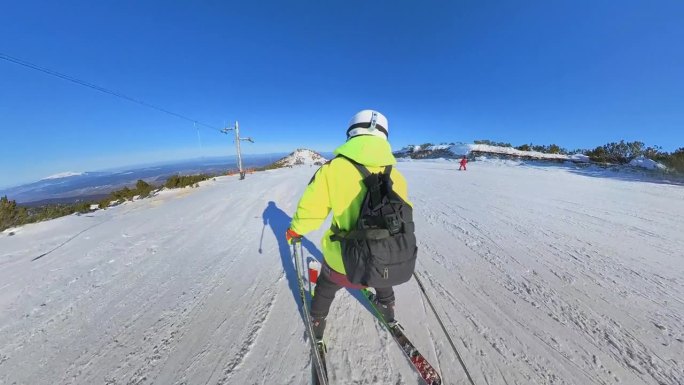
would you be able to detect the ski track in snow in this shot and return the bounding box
[0,160,683,385]
[408,161,683,385]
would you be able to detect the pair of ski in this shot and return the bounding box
[293,243,441,385]
[309,290,442,385]
[310,289,442,385]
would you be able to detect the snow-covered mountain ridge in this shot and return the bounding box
[270,148,327,168]
[393,143,679,173]
[42,171,85,180]
[0,155,283,204]
[395,143,590,162]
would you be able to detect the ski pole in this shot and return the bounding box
[414,271,477,385]
[258,223,265,253]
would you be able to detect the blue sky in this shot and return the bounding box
[1,0,683,188]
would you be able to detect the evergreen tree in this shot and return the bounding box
[135,179,153,197]
[1,196,19,231]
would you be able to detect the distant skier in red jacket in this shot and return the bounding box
[459,156,468,171]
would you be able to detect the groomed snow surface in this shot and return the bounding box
[1,159,682,385]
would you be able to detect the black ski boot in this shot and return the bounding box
[312,316,327,356]
[372,297,396,324]
[315,339,327,355]
[311,316,326,340]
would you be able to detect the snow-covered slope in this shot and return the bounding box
[272,149,327,168]
[1,161,682,385]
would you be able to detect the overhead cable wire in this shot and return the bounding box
[0,52,222,132]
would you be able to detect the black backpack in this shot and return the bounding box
[330,156,417,287]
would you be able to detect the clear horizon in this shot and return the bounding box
[2,1,683,188]
[0,138,668,191]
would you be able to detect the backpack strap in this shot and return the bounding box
[335,154,371,178]
[329,155,394,242]
[336,155,392,210]
[330,224,391,241]
[335,155,392,182]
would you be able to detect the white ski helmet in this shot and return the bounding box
[346,109,389,140]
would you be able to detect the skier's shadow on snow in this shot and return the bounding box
[262,201,323,325]
[261,202,375,328]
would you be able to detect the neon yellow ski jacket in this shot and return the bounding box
[290,135,412,275]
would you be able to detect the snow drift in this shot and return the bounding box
[629,156,668,170]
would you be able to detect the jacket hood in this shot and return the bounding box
[333,135,396,167]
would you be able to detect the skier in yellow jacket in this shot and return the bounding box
[286,110,412,340]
